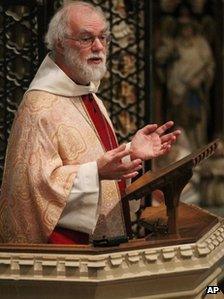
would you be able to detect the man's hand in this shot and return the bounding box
[130,121,181,161]
[97,144,142,180]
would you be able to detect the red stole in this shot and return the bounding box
[82,94,131,237]
[82,94,126,191]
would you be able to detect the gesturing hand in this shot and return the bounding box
[97,144,142,180]
[130,121,181,161]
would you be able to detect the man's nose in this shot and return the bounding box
[91,37,104,51]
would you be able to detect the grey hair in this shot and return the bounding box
[45,1,108,51]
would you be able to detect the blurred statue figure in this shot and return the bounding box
[156,20,215,149]
[199,140,224,208]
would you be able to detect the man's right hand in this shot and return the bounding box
[97,144,142,180]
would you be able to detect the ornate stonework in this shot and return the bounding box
[0,220,223,298]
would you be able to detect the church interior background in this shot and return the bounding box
[0,0,224,221]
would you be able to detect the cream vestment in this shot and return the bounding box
[0,54,128,243]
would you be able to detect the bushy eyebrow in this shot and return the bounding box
[78,27,109,35]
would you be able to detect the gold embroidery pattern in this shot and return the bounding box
[56,124,87,162]
[24,91,58,114]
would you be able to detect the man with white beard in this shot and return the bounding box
[0,1,181,244]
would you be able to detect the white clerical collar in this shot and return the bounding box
[27,53,100,97]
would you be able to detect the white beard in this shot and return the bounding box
[64,46,107,84]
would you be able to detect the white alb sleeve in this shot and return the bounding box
[58,161,100,234]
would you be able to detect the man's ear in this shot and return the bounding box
[55,39,64,54]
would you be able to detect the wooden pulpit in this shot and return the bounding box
[122,139,220,246]
[0,140,223,299]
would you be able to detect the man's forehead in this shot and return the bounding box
[69,6,107,33]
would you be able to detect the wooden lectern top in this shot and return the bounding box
[123,139,219,201]
[122,139,220,240]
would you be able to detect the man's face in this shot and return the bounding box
[63,7,108,84]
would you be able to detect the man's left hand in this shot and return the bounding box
[130,121,181,161]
